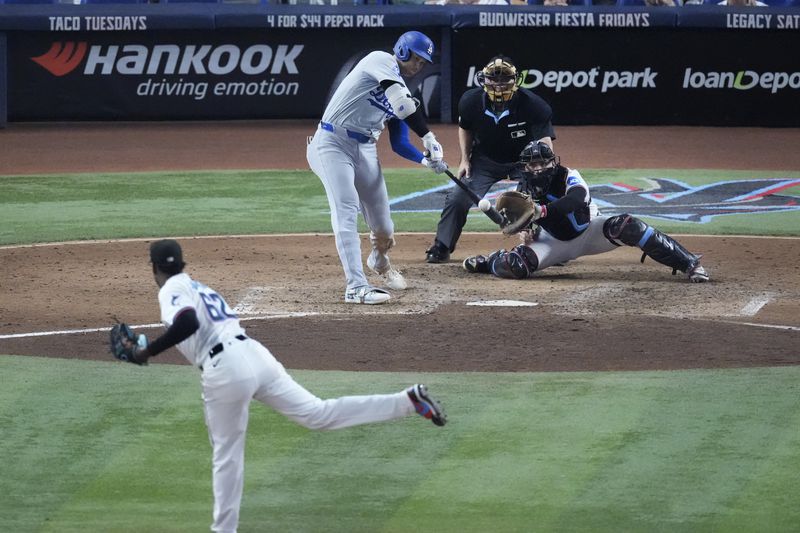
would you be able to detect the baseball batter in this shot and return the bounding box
[463,142,710,282]
[307,30,447,305]
[114,239,447,533]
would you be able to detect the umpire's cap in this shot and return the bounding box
[150,239,185,269]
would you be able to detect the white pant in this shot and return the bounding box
[201,337,414,533]
[306,127,394,290]
[530,216,618,270]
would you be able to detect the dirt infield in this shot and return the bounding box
[1,122,798,372]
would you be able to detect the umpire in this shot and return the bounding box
[425,55,556,263]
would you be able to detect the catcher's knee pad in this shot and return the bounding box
[489,245,539,279]
[603,214,651,248]
[369,231,395,254]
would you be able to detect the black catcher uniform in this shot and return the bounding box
[463,141,710,282]
[425,56,555,263]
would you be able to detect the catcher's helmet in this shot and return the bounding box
[519,140,557,167]
[477,56,520,111]
[518,141,560,197]
[393,31,434,63]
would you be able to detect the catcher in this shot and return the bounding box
[463,141,710,282]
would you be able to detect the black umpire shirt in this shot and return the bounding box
[458,87,556,164]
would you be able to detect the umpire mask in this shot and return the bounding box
[477,56,520,113]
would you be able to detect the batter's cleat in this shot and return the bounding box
[463,255,490,274]
[367,252,408,291]
[406,384,447,427]
[687,263,710,283]
[345,286,391,305]
[425,243,450,264]
[382,268,408,291]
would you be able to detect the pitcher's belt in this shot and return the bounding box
[200,334,247,371]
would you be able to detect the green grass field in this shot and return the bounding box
[2,356,799,533]
[2,168,799,245]
[2,168,800,532]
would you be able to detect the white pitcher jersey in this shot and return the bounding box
[321,51,408,139]
[157,273,245,368]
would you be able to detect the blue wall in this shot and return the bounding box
[1,3,799,126]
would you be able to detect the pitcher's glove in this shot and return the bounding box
[495,191,545,235]
[109,323,149,366]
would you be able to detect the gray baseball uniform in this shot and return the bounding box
[307,51,405,293]
[307,44,443,303]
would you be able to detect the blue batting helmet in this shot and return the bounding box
[393,31,434,63]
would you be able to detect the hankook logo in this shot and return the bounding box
[31,42,304,77]
[32,42,88,77]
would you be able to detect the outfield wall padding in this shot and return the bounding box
[0,3,798,126]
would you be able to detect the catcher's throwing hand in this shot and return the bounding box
[518,228,535,246]
[109,323,149,366]
[495,191,545,235]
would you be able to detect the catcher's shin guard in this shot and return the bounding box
[488,245,539,279]
[603,215,700,274]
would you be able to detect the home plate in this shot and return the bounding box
[466,300,539,307]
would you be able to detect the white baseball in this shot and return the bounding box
[478,199,491,212]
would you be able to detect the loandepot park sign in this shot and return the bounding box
[391,178,800,224]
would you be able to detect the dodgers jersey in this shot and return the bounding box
[321,51,408,139]
[158,273,245,368]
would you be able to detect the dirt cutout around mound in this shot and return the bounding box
[1,234,798,372]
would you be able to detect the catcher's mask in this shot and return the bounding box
[518,140,560,196]
[477,56,519,113]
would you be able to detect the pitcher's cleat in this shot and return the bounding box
[407,384,447,426]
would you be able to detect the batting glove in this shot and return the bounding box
[422,132,444,162]
[421,158,449,174]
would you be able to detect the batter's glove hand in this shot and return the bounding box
[109,323,149,366]
[422,157,449,175]
[421,132,444,162]
[495,191,545,235]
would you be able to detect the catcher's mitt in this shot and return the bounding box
[109,323,148,366]
[495,191,544,235]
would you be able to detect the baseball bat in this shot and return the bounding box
[442,169,507,227]
[424,151,507,227]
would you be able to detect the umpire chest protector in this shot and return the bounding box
[458,88,554,164]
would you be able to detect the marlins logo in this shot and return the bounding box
[392,177,800,223]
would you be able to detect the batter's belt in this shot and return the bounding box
[319,121,375,144]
